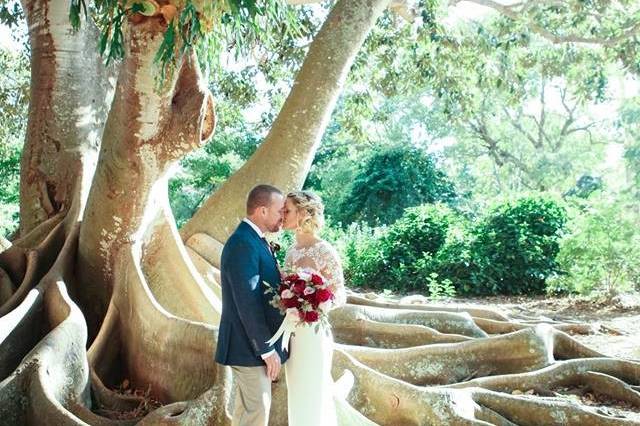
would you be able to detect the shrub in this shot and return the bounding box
[424,272,456,300]
[382,204,450,267]
[547,194,640,296]
[468,197,567,295]
[335,146,457,226]
[344,204,453,293]
[431,225,480,295]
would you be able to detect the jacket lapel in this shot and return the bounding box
[239,221,278,264]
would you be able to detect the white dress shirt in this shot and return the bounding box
[243,218,265,239]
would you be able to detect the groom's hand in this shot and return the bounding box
[264,352,281,381]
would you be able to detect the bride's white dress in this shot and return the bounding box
[284,240,347,426]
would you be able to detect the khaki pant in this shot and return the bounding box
[231,366,271,426]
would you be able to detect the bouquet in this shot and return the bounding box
[264,269,335,351]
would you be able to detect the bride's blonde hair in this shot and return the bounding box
[287,191,325,234]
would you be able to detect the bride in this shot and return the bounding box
[281,190,347,426]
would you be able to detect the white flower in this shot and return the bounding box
[286,308,300,319]
[281,289,294,299]
[303,286,316,295]
[298,271,311,281]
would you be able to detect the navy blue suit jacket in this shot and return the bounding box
[215,221,288,366]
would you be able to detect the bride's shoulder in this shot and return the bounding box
[316,240,339,256]
[287,239,336,256]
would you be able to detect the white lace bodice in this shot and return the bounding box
[284,240,347,308]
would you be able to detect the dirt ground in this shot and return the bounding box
[372,291,640,359]
[450,293,640,359]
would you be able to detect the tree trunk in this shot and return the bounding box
[76,17,215,337]
[18,0,115,240]
[180,0,393,253]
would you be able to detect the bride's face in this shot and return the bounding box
[282,198,301,231]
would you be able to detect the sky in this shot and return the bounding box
[0,25,20,51]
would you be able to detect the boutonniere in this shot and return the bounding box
[269,241,281,255]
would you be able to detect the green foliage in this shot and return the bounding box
[332,145,457,226]
[442,75,612,196]
[564,175,603,199]
[341,224,392,290]
[3,0,638,300]
[425,272,456,300]
[155,20,178,81]
[548,193,640,296]
[305,94,455,224]
[385,204,451,259]
[333,3,629,201]
[0,0,23,27]
[179,1,202,49]
[166,2,314,225]
[618,97,640,197]
[0,46,29,237]
[624,143,640,197]
[155,1,204,81]
[168,92,261,227]
[466,197,567,295]
[0,138,21,237]
[428,219,479,294]
[69,0,88,30]
[96,2,127,64]
[351,4,635,127]
[344,204,453,293]
[69,0,306,84]
[342,197,567,296]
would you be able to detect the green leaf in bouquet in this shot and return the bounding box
[134,0,160,16]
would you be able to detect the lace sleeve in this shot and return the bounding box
[285,241,347,308]
[317,243,347,308]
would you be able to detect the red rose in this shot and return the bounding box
[314,288,332,303]
[287,273,299,281]
[304,311,319,322]
[283,297,300,309]
[302,293,317,306]
[311,274,323,285]
[293,280,306,295]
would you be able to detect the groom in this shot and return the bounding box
[215,184,289,426]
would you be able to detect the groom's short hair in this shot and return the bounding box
[247,184,282,214]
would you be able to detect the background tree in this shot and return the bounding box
[618,96,640,201]
[0,46,28,237]
[333,145,457,226]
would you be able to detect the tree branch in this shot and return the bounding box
[465,116,533,175]
[537,82,549,147]
[458,0,640,46]
[502,107,541,149]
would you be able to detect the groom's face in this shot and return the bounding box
[263,193,285,233]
